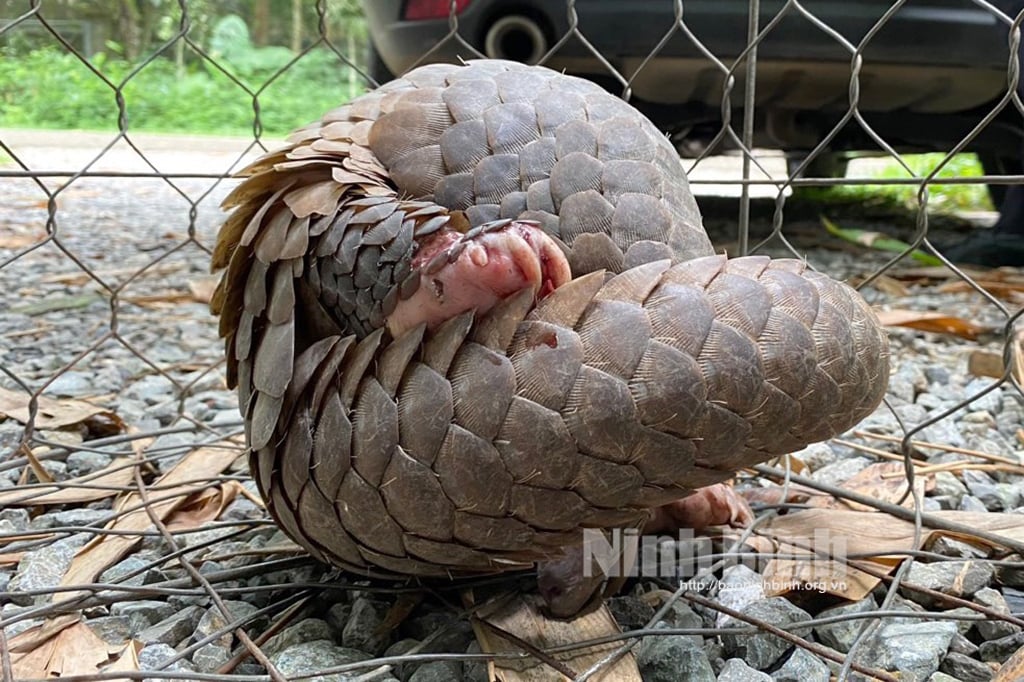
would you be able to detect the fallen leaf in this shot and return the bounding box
[995,639,1024,681]
[806,462,926,511]
[11,619,109,678]
[105,640,141,673]
[165,480,242,531]
[0,230,46,249]
[188,275,220,304]
[10,293,105,315]
[822,216,941,265]
[467,591,641,682]
[0,387,124,432]
[760,509,1024,601]
[56,445,243,604]
[874,309,987,340]
[0,457,136,507]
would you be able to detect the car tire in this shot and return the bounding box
[366,42,395,86]
[978,152,1022,210]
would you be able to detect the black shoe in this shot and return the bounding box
[941,231,1024,267]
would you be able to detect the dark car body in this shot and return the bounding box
[363,0,1024,175]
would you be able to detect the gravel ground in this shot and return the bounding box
[1,130,1023,681]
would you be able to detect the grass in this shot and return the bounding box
[802,153,994,213]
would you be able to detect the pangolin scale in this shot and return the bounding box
[211,60,889,584]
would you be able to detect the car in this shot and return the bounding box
[362,0,1024,196]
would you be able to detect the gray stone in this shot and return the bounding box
[7,533,88,605]
[638,633,714,682]
[931,471,967,500]
[792,442,838,471]
[86,615,131,645]
[939,651,994,681]
[950,631,980,656]
[138,642,197,680]
[924,365,951,385]
[929,536,987,559]
[263,618,335,657]
[941,607,978,635]
[464,640,487,682]
[962,469,1019,511]
[405,612,475,654]
[607,595,655,631]
[341,596,391,655]
[813,597,876,653]
[66,450,112,476]
[269,640,374,682]
[0,571,10,593]
[193,642,231,673]
[720,598,811,669]
[47,370,98,396]
[978,630,1024,663]
[126,374,176,404]
[0,507,30,530]
[110,600,176,632]
[811,456,871,486]
[714,564,765,627]
[856,621,957,681]
[29,508,109,529]
[963,378,1002,415]
[960,495,989,513]
[137,605,203,646]
[888,362,927,403]
[326,602,352,634]
[409,660,463,682]
[717,658,772,681]
[383,637,422,680]
[929,674,961,682]
[98,555,156,587]
[195,601,260,646]
[973,587,1022,641]
[771,647,829,682]
[904,561,993,607]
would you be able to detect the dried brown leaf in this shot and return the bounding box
[805,461,926,511]
[761,509,1024,601]
[187,275,220,304]
[874,309,986,340]
[164,480,242,531]
[0,457,135,507]
[56,445,242,604]
[11,620,108,678]
[467,591,641,681]
[0,387,123,431]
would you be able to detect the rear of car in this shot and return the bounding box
[363,0,1022,159]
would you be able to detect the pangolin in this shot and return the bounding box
[211,59,889,614]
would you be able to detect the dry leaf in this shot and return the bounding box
[187,275,220,304]
[164,480,242,531]
[467,591,641,681]
[805,461,926,511]
[11,620,109,678]
[0,457,136,508]
[0,230,46,249]
[56,445,243,604]
[105,640,142,674]
[0,387,123,432]
[969,350,1007,379]
[760,509,1024,601]
[874,309,986,340]
[995,639,1024,681]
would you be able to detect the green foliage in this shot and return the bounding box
[0,37,366,137]
[804,153,993,212]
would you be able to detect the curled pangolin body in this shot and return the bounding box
[211,60,889,579]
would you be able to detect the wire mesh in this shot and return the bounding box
[2,0,1024,680]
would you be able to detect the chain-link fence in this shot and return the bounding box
[2,1,1024,680]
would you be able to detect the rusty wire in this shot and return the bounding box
[2,0,1024,680]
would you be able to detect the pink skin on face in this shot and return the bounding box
[386,221,571,337]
